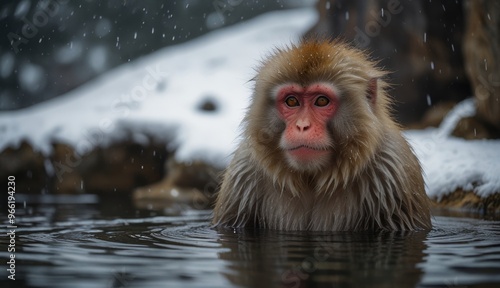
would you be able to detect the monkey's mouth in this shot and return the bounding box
[288,145,328,151]
[286,145,331,162]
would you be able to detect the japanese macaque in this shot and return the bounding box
[213,39,431,231]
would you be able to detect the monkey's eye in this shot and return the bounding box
[314,96,330,107]
[285,96,299,107]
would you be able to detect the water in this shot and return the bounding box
[1,196,500,288]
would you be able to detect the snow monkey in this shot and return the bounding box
[213,39,431,231]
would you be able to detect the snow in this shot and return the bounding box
[406,99,500,198]
[1,8,499,199]
[14,0,30,19]
[0,52,15,78]
[19,63,45,93]
[56,42,84,64]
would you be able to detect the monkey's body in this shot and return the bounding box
[213,40,431,231]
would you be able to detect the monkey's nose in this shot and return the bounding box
[296,119,311,132]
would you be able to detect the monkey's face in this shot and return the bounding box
[248,40,386,176]
[274,82,338,171]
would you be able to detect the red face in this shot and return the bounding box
[275,82,338,170]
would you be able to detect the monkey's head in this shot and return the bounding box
[245,39,393,179]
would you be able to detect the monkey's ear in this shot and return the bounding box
[366,78,378,105]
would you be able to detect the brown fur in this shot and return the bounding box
[213,39,431,231]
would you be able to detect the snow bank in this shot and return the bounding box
[0,8,318,166]
[406,99,500,198]
[1,8,499,199]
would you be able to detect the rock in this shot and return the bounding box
[0,141,48,194]
[0,138,169,196]
[133,159,222,210]
[198,97,218,112]
[407,101,457,129]
[432,189,500,215]
[305,0,471,125]
[452,116,500,139]
[51,143,84,194]
[463,0,500,134]
[77,141,168,194]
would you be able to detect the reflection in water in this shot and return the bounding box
[1,200,500,288]
[216,229,428,288]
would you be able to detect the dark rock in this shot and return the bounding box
[432,189,500,215]
[51,143,84,194]
[452,116,500,139]
[463,0,500,134]
[79,141,168,195]
[133,159,222,210]
[0,138,169,196]
[0,141,48,194]
[408,101,457,129]
[198,98,218,112]
[305,0,471,125]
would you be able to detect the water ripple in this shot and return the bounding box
[4,210,500,288]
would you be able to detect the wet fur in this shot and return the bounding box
[213,39,431,231]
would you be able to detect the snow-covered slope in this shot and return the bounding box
[1,8,499,199]
[406,99,500,198]
[0,8,318,166]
